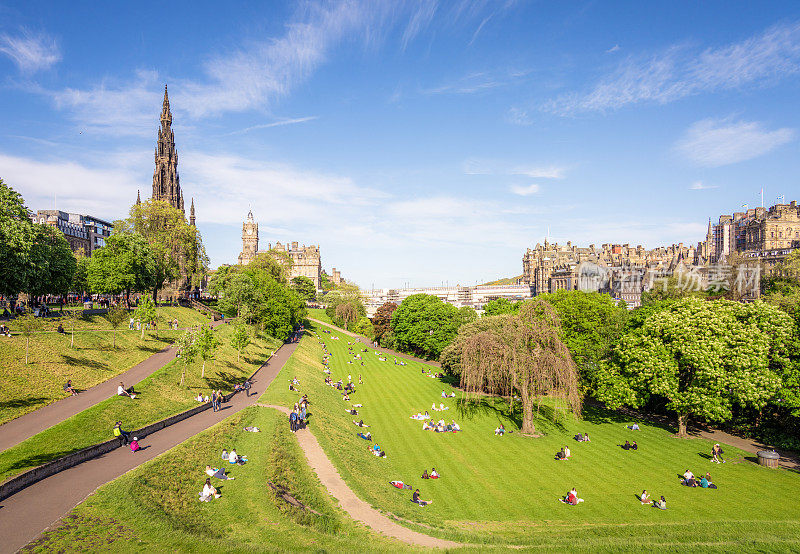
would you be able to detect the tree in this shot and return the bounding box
[291,276,317,302]
[483,298,519,316]
[353,316,374,339]
[72,253,90,295]
[458,300,582,435]
[114,200,208,298]
[218,272,257,319]
[87,234,158,301]
[175,328,198,386]
[64,307,83,348]
[390,294,463,360]
[641,275,701,306]
[335,302,358,328]
[372,302,397,345]
[536,290,628,390]
[16,313,42,364]
[105,305,129,348]
[0,180,76,297]
[599,297,791,436]
[133,295,158,339]
[230,323,251,362]
[458,306,478,325]
[196,325,219,378]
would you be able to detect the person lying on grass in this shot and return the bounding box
[411,489,432,506]
[205,465,235,480]
[391,480,412,490]
[346,408,358,415]
[627,423,640,430]
[353,420,369,427]
[622,440,638,450]
[199,478,221,501]
[559,487,583,505]
[640,490,650,504]
[357,432,372,441]
[574,433,590,442]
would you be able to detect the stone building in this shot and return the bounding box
[331,268,343,285]
[237,211,323,289]
[31,210,113,255]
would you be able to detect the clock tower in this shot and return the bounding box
[238,210,259,265]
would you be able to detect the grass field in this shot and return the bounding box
[306,307,333,324]
[0,307,211,424]
[0,324,281,483]
[24,407,411,553]
[258,322,800,550]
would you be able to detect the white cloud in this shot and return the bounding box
[226,116,318,135]
[0,29,60,73]
[676,118,795,167]
[689,181,718,190]
[463,158,565,178]
[510,183,540,196]
[606,44,620,54]
[544,21,800,115]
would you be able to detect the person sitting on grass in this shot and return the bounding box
[682,469,697,487]
[495,424,505,436]
[228,449,246,465]
[411,489,433,506]
[451,420,461,432]
[64,379,77,396]
[370,444,386,457]
[631,441,638,450]
[653,496,667,510]
[560,487,583,505]
[422,469,429,479]
[701,473,718,489]
[57,323,66,334]
[0,324,10,337]
[622,440,632,450]
[430,468,439,479]
[205,465,234,480]
[640,490,650,504]
[555,447,567,460]
[564,446,571,458]
[130,436,141,453]
[627,423,640,430]
[574,432,590,442]
[117,382,135,399]
[199,478,221,501]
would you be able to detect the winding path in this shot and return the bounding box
[0,341,297,554]
[259,404,458,550]
[0,321,224,451]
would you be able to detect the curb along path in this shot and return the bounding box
[0,320,224,451]
[0,341,298,554]
[258,403,459,550]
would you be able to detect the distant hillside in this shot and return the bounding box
[481,275,524,286]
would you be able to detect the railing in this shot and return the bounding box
[190,299,224,321]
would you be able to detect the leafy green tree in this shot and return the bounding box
[483,297,519,316]
[290,276,317,302]
[391,294,462,360]
[458,300,582,435]
[0,180,76,296]
[353,316,375,339]
[536,290,628,390]
[16,313,42,364]
[641,275,701,306]
[133,295,158,339]
[115,200,208,298]
[372,302,397,345]
[458,306,478,325]
[72,253,90,294]
[105,305,129,348]
[87,234,158,302]
[319,270,335,292]
[175,328,198,386]
[230,323,251,362]
[599,297,792,436]
[196,325,219,378]
[218,272,257,319]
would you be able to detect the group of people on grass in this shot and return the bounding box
[200,448,247,501]
[681,469,718,489]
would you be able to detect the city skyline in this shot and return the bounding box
[1,1,800,288]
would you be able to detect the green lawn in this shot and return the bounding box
[24,407,411,553]
[258,322,800,550]
[0,307,211,424]
[306,307,333,325]
[0,324,281,483]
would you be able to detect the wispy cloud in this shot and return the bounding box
[424,68,529,95]
[225,116,318,136]
[606,44,620,54]
[689,181,718,190]
[0,29,60,73]
[464,158,566,179]
[401,0,438,51]
[510,183,540,196]
[543,21,800,115]
[675,118,795,167]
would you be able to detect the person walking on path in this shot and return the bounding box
[289,408,299,433]
[243,379,252,397]
[211,390,218,412]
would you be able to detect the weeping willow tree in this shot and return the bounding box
[460,299,582,435]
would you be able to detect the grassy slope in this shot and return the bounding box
[480,275,523,286]
[259,322,800,550]
[0,307,211,424]
[306,307,333,325]
[24,407,412,553]
[0,324,281,483]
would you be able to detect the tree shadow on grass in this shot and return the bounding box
[456,396,521,430]
[581,403,676,434]
[60,355,110,371]
[7,449,81,472]
[0,396,49,410]
[204,372,244,391]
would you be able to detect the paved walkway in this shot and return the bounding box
[260,404,457,549]
[0,321,223,451]
[307,318,442,368]
[0,341,297,554]
[692,427,800,471]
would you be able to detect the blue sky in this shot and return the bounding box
[1,1,799,288]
